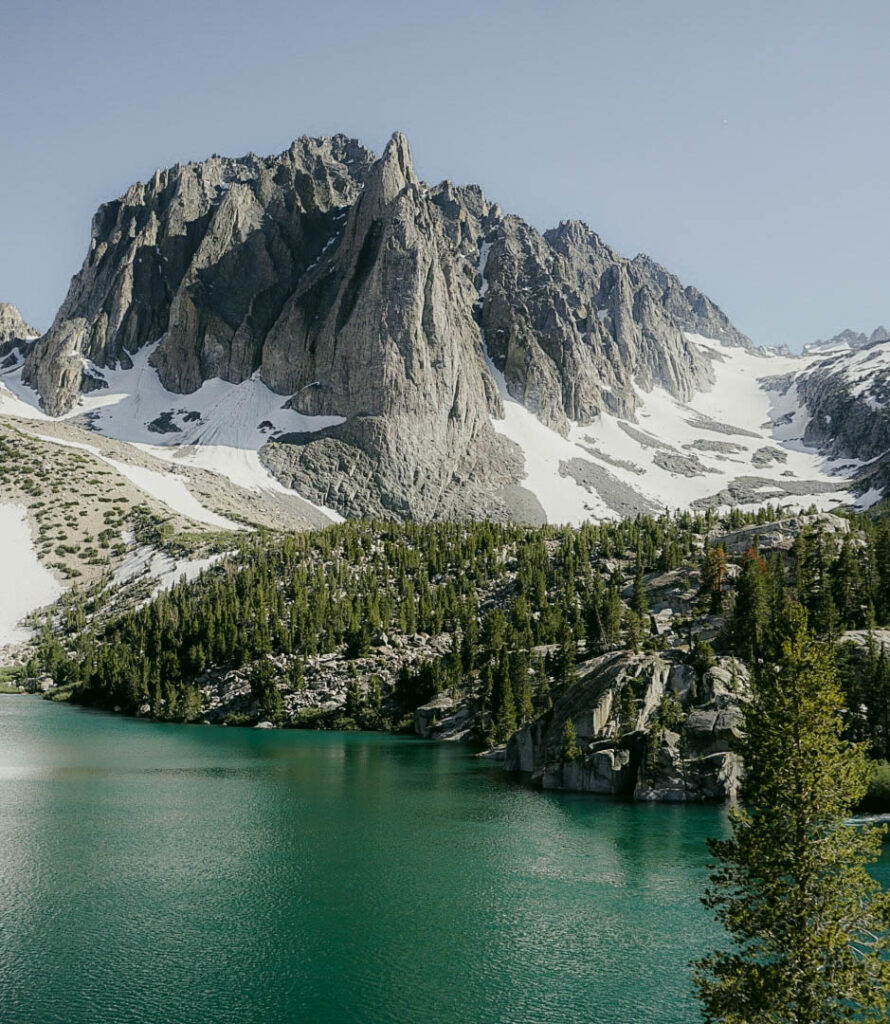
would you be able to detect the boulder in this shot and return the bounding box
[719,513,849,555]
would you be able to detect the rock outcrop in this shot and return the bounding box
[795,357,890,464]
[0,304,38,368]
[0,303,37,345]
[24,135,376,411]
[505,651,748,802]
[782,338,890,499]
[478,219,717,431]
[22,132,752,519]
[717,512,850,555]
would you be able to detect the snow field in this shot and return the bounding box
[0,504,63,646]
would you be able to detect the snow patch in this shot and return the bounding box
[0,504,63,646]
[854,487,884,511]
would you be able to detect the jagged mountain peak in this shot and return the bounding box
[380,131,417,186]
[0,303,38,344]
[544,219,606,248]
[803,325,890,355]
[14,130,875,524]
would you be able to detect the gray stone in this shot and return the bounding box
[0,303,38,345]
[718,513,849,554]
[414,694,455,739]
[505,650,746,802]
[750,445,788,468]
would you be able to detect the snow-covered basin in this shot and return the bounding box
[0,343,344,523]
[474,242,869,524]
[0,504,62,645]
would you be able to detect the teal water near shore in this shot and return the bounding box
[1,697,887,1024]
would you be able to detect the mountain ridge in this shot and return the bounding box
[5,131,888,524]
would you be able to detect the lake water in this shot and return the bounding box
[1,697,887,1024]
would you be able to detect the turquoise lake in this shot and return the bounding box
[1,696,887,1024]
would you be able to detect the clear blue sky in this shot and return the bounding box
[2,0,887,348]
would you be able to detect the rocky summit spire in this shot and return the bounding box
[350,131,418,238]
[378,131,417,198]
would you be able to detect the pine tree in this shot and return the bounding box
[367,674,383,716]
[491,650,517,742]
[249,660,282,721]
[730,549,770,662]
[619,684,637,733]
[694,604,890,1023]
[496,674,517,742]
[345,672,363,721]
[833,534,864,629]
[289,657,305,690]
[511,649,534,724]
[623,609,644,653]
[583,576,607,653]
[533,655,552,714]
[867,646,890,760]
[558,622,578,688]
[701,545,728,614]
[561,718,581,761]
[631,551,649,617]
[600,585,623,646]
[481,608,507,662]
[180,684,203,722]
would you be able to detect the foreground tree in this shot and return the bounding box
[694,604,890,1023]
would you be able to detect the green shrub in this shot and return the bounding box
[222,712,254,727]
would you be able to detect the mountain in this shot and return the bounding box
[4,131,888,526]
[787,338,890,501]
[803,326,890,356]
[0,303,38,366]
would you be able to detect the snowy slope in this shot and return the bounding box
[826,341,890,404]
[481,331,876,525]
[469,240,877,525]
[0,342,345,523]
[30,434,242,531]
[0,505,62,647]
[3,321,887,530]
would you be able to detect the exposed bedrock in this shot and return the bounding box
[505,650,748,802]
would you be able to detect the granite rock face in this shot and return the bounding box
[717,512,850,555]
[785,337,890,500]
[505,650,748,802]
[22,132,763,518]
[796,360,890,463]
[479,219,718,432]
[24,135,376,411]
